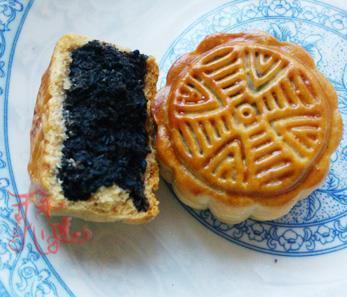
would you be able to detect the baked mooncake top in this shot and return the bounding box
[153,32,342,223]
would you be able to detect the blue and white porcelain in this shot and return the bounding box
[0,0,346,296]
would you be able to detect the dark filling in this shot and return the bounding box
[57,40,149,211]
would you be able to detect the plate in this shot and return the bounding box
[1,0,347,296]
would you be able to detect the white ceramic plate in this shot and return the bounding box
[1,0,347,296]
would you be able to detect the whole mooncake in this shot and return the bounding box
[153,32,343,224]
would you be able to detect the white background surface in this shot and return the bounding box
[8,0,347,296]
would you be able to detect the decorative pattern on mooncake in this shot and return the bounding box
[153,33,342,224]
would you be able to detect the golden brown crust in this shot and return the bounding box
[28,34,159,223]
[153,32,343,223]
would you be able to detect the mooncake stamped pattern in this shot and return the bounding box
[160,0,347,256]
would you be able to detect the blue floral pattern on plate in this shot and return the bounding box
[159,0,347,256]
[0,1,346,296]
[0,0,74,296]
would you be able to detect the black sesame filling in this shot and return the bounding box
[57,40,149,211]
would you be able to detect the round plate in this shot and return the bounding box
[1,0,347,296]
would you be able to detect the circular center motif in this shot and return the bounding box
[236,104,257,124]
[168,44,328,196]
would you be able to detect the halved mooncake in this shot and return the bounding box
[28,34,159,223]
[153,32,342,224]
